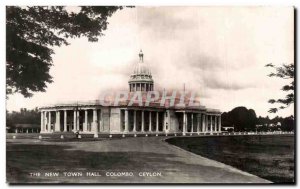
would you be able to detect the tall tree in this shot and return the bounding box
[265,63,294,113]
[221,106,257,131]
[6,6,124,98]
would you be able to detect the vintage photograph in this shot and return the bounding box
[6,6,294,184]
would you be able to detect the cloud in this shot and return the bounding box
[202,75,254,90]
[181,53,223,71]
[138,7,199,39]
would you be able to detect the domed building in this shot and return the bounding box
[39,50,222,136]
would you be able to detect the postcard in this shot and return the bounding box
[6,6,295,184]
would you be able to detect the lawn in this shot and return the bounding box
[166,135,295,183]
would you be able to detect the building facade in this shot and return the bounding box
[39,51,222,135]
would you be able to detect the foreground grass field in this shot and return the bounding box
[6,135,270,184]
[166,135,294,183]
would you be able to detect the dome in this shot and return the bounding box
[128,50,154,92]
[129,50,153,83]
[133,61,151,75]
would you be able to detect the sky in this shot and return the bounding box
[6,6,294,118]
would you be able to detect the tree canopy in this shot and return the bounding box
[221,106,294,131]
[6,6,123,98]
[265,63,294,113]
[6,108,40,126]
[221,106,257,131]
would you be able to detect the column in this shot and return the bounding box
[218,115,221,132]
[211,115,214,132]
[149,111,152,132]
[55,111,60,131]
[206,114,209,132]
[76,111,80,130]
[133,110,136,132]
[92,109,98,133]
[98,110,102,132]
[73,110,76,131]
[55,111,58,130]
[191,114,194,133]
[44,112,48,132]
[215,116,217,132]
[48,111,51,132]
[164,110,169,132]
[207,115,209,132]
[197,113,200,133]
[202,114,205,132]
[183,112,187,134]
[84,110,88,132]
[40,111,44,132]
[156,111,159,132]
[64,110,67,132]
[124,109,129,132]
[141,110,145,132]
[210,115,213,133]
[43,111,46,132]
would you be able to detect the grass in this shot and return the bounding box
[166,135,295,183]
[6,142,170,183]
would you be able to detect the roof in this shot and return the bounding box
[39,91,221,113]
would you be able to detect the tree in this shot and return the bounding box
[6,6,124,98]
[221,106,257,131]
[6,108,40,125]
[265,63,294,113]
[281,115,294,131]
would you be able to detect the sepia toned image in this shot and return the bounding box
[6,6,294,184]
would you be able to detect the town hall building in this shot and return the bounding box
[39,50,222,136]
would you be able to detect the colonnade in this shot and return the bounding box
[40,109,100,133]
[122,109,165,133]
[129,83,154,92]
[181,112,221,134]
[120,110,222,134]
[40,108,221,134]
